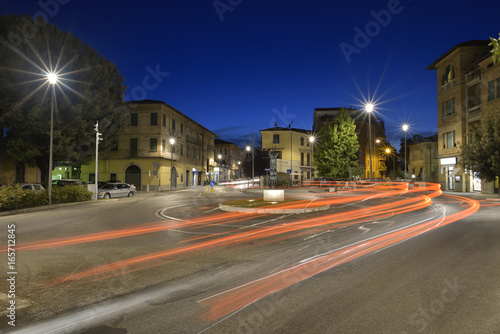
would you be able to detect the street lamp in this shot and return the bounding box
[365,103,374,180]
[47,72,58,205]
[309,136,315,180]
[238,161,241,179]
[169,138,175,190]
[246,133,254,187]
[217,154,222,183]
[385,148,395,181]
[403,124,409,180]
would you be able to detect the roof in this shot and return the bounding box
[215,138,239,146]
[408,134,439,145]
[425,40,491,70]
[259,127,311,135]
[125,100,218,137]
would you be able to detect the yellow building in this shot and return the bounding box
[427,40,500,193]
[260,127,314,184]
[81,100,217,191]
[408,135,439,182]
[0,149,41,185]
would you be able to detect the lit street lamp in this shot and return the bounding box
[365,103,374,180]
[385,148,395,181]
[47,72,58,205]
[246,132,254,187]
[403,124,409,180]
[217,154,222,183]
[170,138,175,190]
[309,136,315,180]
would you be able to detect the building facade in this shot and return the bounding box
[427,40,500,193]
[313,107,388,179]
[214,139,241,182]
[260,127,314,184]
[81,100,217,191]
[407,135,439,182]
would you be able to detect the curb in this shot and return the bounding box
[218,203,330,214]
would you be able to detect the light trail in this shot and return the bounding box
[198,194,479,322]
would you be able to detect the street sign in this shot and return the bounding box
[287,169,291,174]
[210,181,215,187]
[152,162,159,169]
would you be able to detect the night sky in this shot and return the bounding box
[2,0,499,148]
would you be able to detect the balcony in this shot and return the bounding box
[466,105,482,119]
[465,69,481,84]
[441,79,455,94]
[161,151,179,160]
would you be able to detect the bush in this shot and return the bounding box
[0,185,92,212]
[0,186,47,211]
[51,186,92,204]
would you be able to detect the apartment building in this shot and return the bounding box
[81,100,217,191]
[427,40,500,193]
[313,107,388,179]
[214,139,241,182]
[260,127,314,183]
[407,135,439,182]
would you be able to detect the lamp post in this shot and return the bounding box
[309,136,315,180]
[169,138,175,190]
[403,124,409,180]
[47,72,58,205]
[217,154,222,183]
[386,148,395,181]
[365,103,374,180]
[246,133,254,187]
[238,161,241,179]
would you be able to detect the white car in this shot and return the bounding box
[98,183,136,199]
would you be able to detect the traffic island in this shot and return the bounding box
[219,198,330,214]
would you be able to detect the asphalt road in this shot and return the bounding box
[1,186,499,334]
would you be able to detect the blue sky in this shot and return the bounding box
[2,0,499,148]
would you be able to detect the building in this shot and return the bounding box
[0,149,41,185]
[426,40,500,193]
[313,107,388,179]
[260,127,314,184]
[407,135,439,182]
[81,100,217,191]
[214,139,241,182]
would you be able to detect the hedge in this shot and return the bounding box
[0,185,92,212]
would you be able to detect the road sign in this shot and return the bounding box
[287,169,291,174]
[210,181,215,187]
[152,162,159,169]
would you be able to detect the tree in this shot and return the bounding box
[0,15,127,185]
[313,108,360,179]
[241,147,269,177]
[490,33,500,65]
[461,114,500,195]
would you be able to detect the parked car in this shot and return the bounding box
[52,179,84,187]
[19,183,45,192]
[97,183,136,199]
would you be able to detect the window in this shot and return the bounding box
[488,80,495,101]
[181,123,184,134]
[162,139,166,152]
[180,145,183,156]
[150,138,157,152]
[301,137,304,146]
[172,119,176,132]
[301,152,304,165]
[111,141,118,151]
[151,113,158,126]
[442,98,455,117]
[441,64,455,85]
[273,134,280,144]
[162,114,166,127]
[197,150,200,159]
[443,130,456,148]
[131,113,138,126]
[130,138,138,157]
[497,78,500,98]
[110,173,117,181]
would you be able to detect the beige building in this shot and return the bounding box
[0,149,41,185]
[81,100,217,191]
[260,127,314,184]
[313,107,388,179]
[407,135,439,182]
[214,139,241,182]
[427,40,500,193]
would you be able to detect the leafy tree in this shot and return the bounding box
[313,108,360,179]
[490,33,500,65]
[461,114,500,195]
[0,15,126,185]
[241,147,270,178]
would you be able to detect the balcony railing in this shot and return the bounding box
[465,69,481,83]
[441,79,455,94]
[466,105,482,118]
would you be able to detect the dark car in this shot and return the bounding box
[52,179,84,187]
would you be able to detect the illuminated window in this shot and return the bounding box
[441,64,455,85]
